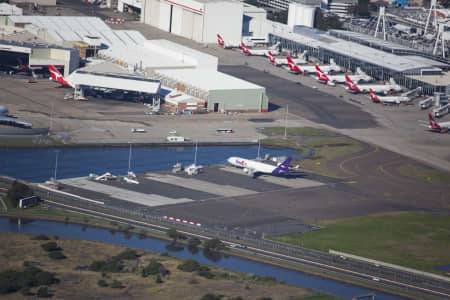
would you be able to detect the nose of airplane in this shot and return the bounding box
[227,157,235,164]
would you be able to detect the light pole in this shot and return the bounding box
[283,105,289,140]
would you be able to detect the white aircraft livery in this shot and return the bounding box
[227,156,293,176]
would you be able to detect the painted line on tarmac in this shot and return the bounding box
[377,159,408,178]
[339,146,379,178]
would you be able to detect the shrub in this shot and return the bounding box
[31,235,50,241]
[110,280,123,289]
[20,286,31,296]
[199,294,222,300]
[114,249,139,260]
[88,259,123,273]
[188,277,199,284]
[41,242,61,252]
[155,274,163,284]
[48,251,66,260]
[203,239,225,251]
[6,180,33,208]
[97,279,108,287]
[35,271,58,286]
[36,286,50,298]
[142,259,169,277]
[188,237,201,248]
[177,259,200,272]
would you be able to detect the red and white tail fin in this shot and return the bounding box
[268,51,275,62]
[286,56,301,73]
[369,89,380,103]
[217,34,224,46]
[241,42,250,55]
[48,65,72,88]
[315,65,328,81]
[428,113,441,130]
[345,75,359,92]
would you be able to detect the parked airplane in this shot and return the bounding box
[0,106,32,128]
[286,56,341,74]
[345,75,402,94]
[369,89,409,104]
[268,50,308,66]
[217,34,240,49]
[427,113,450,133]
[316,66,371,86]
[227,156,294,177]
[241,42,280,56]
[48,65,72,88]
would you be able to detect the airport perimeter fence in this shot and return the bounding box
[3,176,448,294]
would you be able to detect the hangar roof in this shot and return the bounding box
[156,69,264,91]
[7,16,146,47]
[67,71,161,94]
[273,26,445,73]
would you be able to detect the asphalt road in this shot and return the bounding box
[219,65,377,129]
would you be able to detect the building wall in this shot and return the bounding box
[208,88,268,112]
[203,1,243,44]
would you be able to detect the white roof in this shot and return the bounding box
[0,3,22,15]
[274,26,443,72]
[156,69,264,91]
[67,71,161,94]
[8,16,145,48]
[100,39,218,71]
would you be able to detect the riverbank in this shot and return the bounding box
[0,230,337,300]
[0,208,423,300]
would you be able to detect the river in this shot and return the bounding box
[0,218,404,300]
[0,145,299,182]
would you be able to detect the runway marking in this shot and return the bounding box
[346,181,357,184]
[339,146,379,178]
[145,173,256,197]
[378,159,406,178]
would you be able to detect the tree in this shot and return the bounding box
[36,286,50,298]
[41,242,61,252]
[439,0,449,7]
[110,280,123,289]
[166,228,186,242]
[48,251,66,260]
[314,9,342,31]
[188,237,201,248]
[177,259,200,272]
[97,279,108,287]
[155,274,163,284]
[6,180,33,208]
[203,239,225,251]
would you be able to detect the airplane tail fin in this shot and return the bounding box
[428,113,441,130]
[49,65,62,81]
[369,89,380,102]
[315,65,328,81]
[268,51,274,62]
[217,34,224,46]
[272,157,293,175]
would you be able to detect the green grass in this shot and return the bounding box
[397,164,450,183]
[263,127,332,136]
[295,137,363,178]
[270,212,450,274]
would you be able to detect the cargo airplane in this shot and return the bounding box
[426,113,450,133]
[345,75,402,94]
[227,156,294,177]
[369,89,409,104]
[286,56,341,74]
[316,65,371,86]
[48,65,73,88]
[241,42,280,56]
[268,50,308,66]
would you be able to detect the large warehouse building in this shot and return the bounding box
[140,0,243,45]
[155,69,268,112]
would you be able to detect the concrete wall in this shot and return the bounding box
[208,88,268,112]
[203,1,243,44]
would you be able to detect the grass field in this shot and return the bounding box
[270,212,450,274]
[0,232,337,300]
[262,127,332,136]
[397,164,450,183]
[294,137,363,178]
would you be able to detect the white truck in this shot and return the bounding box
[419,97,433,109]
[432,104,449,118]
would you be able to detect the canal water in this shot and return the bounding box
[0,218,404,300]
[0,145,299,182]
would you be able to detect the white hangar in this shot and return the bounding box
[140,0,243,45]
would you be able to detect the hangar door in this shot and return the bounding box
[177,10,202,41]
[171,5,183,35]
[159,1,171,32]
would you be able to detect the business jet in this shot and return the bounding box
[316,66,371,86]
[426,113,450,133]
[217,34,240,49]
[48,65,73,88]
[227,156,294,177]
[369,89,409,104]
[345,75,402,94]
[268,50,308,66]
[241,42,280,56]
[286,57,341,74]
